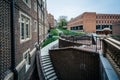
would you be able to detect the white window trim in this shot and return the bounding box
[23,48,31,72]
[19,11,32,44]
[23,0,31,8]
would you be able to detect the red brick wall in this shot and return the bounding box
[83,12,96,33]
[49,48,100,80]
[112,23,120,35]
[14,0,38,66]
[48,13,54,29]
[67,12,120,33]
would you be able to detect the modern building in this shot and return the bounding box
[67,12,120,34]
[0,0,49,80]
[48,13,55,29]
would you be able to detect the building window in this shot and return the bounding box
[23,49,31,72]
[110,16,112,19]
[23,0,31,8]
[96,16,98,19]
[96,25,101,30]
[34,1,37,12]
[20,12,31,43]
[105,21,106,23]
[96,21,98,23]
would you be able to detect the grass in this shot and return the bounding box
[58,27,85,36]
[41,29,59,48]
[41,37,58,48]
[49,29,59,36]
[41,28,86,48]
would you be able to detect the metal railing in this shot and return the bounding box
[60,35,102,52]
[36,50,46,80]
[103,38,120,78]
[103,39,120,68]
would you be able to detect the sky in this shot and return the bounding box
[47,0,120,20]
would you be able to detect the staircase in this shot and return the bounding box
[41,55,58,80]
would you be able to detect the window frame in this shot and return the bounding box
[23,0,31,8]
[20,11,32,43]
[23,49,31,72]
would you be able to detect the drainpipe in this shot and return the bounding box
[37,0,40,50]
[10,0,18,80]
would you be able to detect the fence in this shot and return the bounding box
[0,0,11,79]
[60,35,102,52]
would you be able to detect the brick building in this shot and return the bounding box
[48,13,55,29]
[0,0,49,80]
[67,12,120,34]
[112,22,120,35]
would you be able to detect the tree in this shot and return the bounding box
[58,16,68,28]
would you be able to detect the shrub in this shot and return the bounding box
[49,29,59,36]
[41,37,58,48]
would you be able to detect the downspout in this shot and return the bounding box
[37,0,40,49]
[10,0,18,80]
[43,2,45,39]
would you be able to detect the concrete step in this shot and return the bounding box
[42,62,52,67]
[49,75,58,80]
[45,70,54,76]
[41,55,50,59]
[41,55,58,80]
[43,65,52,69]
[47,73,56,79]
[41,57,50,61]
[44,67,53,72]
[42,60,51,64]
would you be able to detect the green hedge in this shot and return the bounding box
[58,28,85,36]
[49,29,59,36]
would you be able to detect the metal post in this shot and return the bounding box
[10,0,18,79]
[96,36,97,52]
[100,38,101,50]
[43,3,45,40]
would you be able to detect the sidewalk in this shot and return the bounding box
[41,40,58,56]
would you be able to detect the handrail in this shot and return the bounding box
[103,38,120,79]
[36,50,46,80]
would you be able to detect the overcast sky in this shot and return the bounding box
[47,0,120,20]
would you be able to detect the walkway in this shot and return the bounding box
[41,40,58,56]
[40,40,59,80]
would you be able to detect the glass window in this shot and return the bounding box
[20,14,31,42]
[23,0,31,8]
[23,49,31,72]
[96,25,100,30]
[21,23,24,39]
